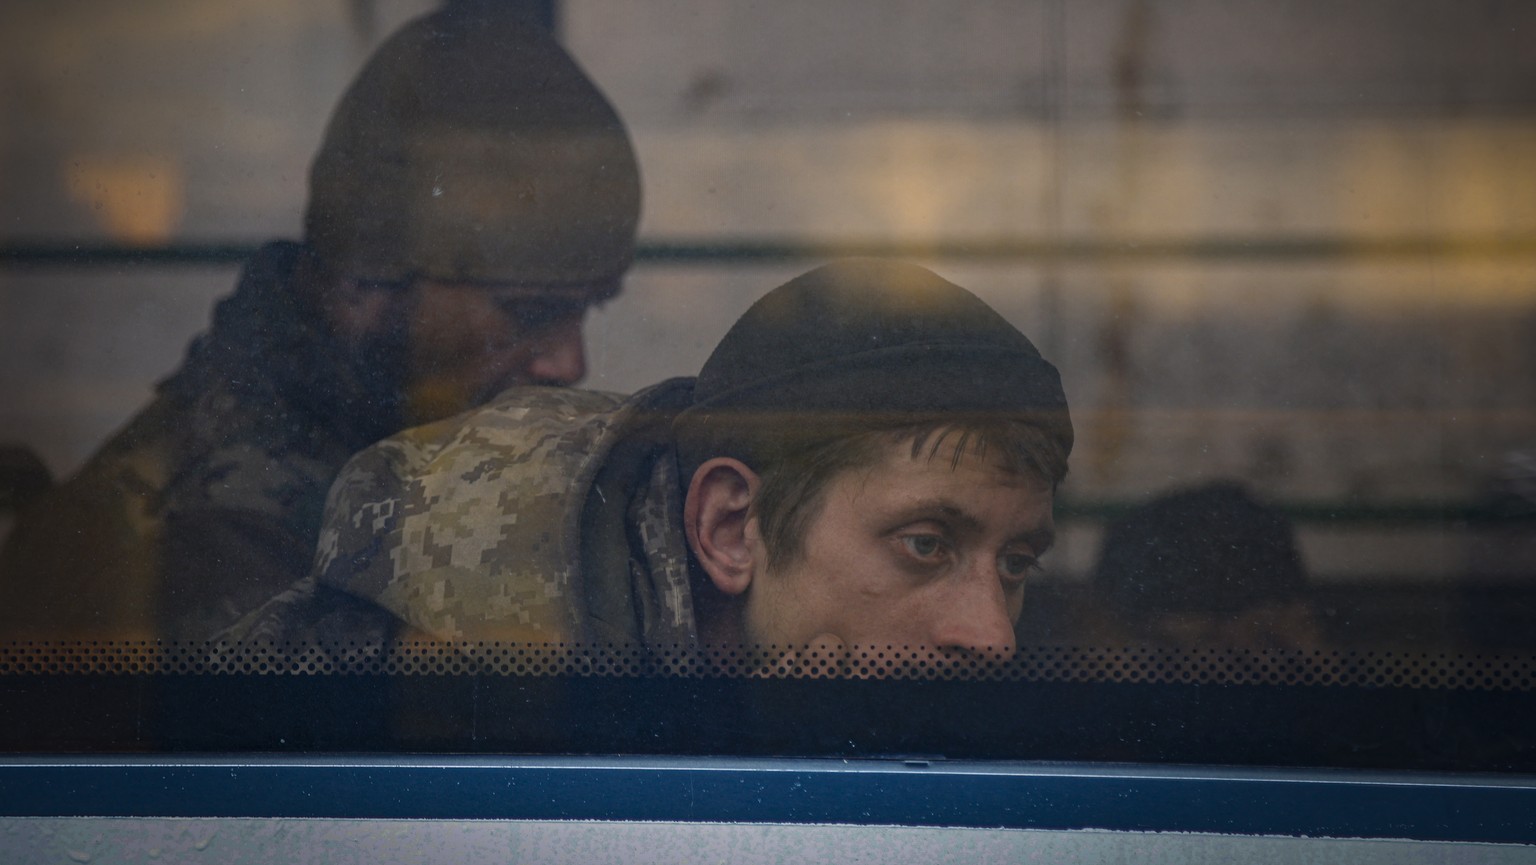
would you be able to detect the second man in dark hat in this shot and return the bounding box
[0,5,641,642]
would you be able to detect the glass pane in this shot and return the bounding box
[1,0,1534,773]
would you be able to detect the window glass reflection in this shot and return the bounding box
[0,1,1534,767]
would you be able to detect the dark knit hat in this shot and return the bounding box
[304,4,640,292]
[1094,482,1308,615]
[674,259,1073,473]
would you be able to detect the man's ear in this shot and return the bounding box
[684,457,762,597]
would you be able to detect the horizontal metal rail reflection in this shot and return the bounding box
[1056,499,1534,524]
[3,234,1536,268]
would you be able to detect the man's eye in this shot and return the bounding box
[497,299,585,331]
[900,534,945,559]
[998,552,1039,579]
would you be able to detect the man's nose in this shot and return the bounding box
[932,576,1018,661]
[526,317,587,385]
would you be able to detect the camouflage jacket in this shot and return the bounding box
[0,242,405,642]
[220,380,702,668]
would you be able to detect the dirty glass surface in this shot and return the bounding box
[1,0,1535,772]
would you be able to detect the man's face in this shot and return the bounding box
[400,280,604,425]
[742,435,1055,662]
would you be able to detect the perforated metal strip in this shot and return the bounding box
[1,642,1531,689]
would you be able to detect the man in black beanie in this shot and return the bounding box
[226,260,1073,672]
[0,4,640,643]
[1082,482,1323,651]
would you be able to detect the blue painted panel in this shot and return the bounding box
[2,756,1534,845]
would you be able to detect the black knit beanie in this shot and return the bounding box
[305,3,640,289]
[1094,482,1308,615]
[673,259,1073,476]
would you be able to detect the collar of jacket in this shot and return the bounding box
[312,378,700,656]
[159,240,406,450]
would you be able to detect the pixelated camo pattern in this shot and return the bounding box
[312,382,698,648]
[629,453,695,646]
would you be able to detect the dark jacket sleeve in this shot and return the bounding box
[210,572,402,674]
[158,507,317,642]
